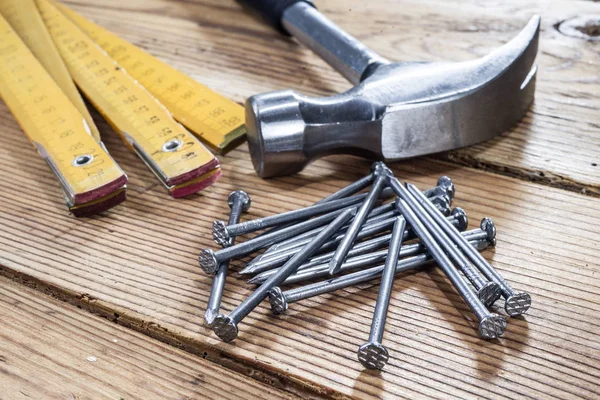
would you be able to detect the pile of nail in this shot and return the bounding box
[199,162,531,370]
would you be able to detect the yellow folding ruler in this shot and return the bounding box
[0,9,127,217]
[38,0,227,198]
[0,0,101,142]
[55,0,246,154]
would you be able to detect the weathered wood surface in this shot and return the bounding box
[1,113,599,398]
[0,0,599,399]
[0,277,298,400]
[61,0,600,194]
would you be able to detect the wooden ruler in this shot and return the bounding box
[55,0,246,154]
[0,0,101,142]
[0,11,127,216]
[37,0,221,198]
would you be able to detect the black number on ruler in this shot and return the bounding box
[87,169,104,178]
[130,61,143,70]
[146,116,160,125]
[221,117,241,127]
[68,41,87,53]
[141,68,155,77]
[96,68,109,77]
[209,108,225,118]
[69,142,84,151]
[181,90,194,100]
[159,127,173,137]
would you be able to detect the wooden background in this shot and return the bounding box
[0,0,599,399]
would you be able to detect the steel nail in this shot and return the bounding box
[257,202,397,258]
[211,207,357,342]
[438,176,456,199]
[406,183,531,317]
[199,206,354,274]
[253,184,395,241]
[212,192,366,246]
[204,191,251,326]
[242,206,464,277]
[267,237,491,315]
[358,217,406,369]
[399,185,503,307]
[329,163,393,275]
[249,225,488,286]
[257,182,449,258]
[241,204,397,275]
[395,197,506,339]
[253,194,450,269]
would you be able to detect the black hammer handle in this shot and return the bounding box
[237,0,315,34]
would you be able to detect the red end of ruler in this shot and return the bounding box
[170,168,222,198]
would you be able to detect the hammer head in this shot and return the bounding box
[247,16,540,178]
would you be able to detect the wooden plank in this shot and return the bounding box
[0,103,599,398]
[0,276,298,400]
[59,0,600,194]
[0,0,598,398]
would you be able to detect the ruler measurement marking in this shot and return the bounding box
[55,2,245,152]
[39,0,216,187]
[0,11,124,204]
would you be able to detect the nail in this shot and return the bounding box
[252,193,450,269]
[436,176,456,199]
[258,202,397,258]
[329,163,393,275]
[212,193,366,246]
[257,189,399,258]
[395,197,506,339]
[267,237,491,315]
[399,184,503,307]
[358,217,406,369]
[242,207,464,277]
[256,181,450,258]
[252,180,393,241]
[204,191,251,326]
[211,207,357,342]
[249,225,488,286]
[241,204,398,275]
[405,183,531,317]
[198,205,355,274]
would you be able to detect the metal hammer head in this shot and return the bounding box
[246,14,540,178]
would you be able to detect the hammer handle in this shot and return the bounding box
[237,0,315,34]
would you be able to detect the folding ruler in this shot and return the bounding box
[0,3,126,217]
[0,0,246,215]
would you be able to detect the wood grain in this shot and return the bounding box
[0,276,298,400]
[1,103,599,398]
[0,0,599,398]
[60,0,600,195]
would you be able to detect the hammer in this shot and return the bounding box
[238,0,540,178]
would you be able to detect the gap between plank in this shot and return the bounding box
[0,266,342,400]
